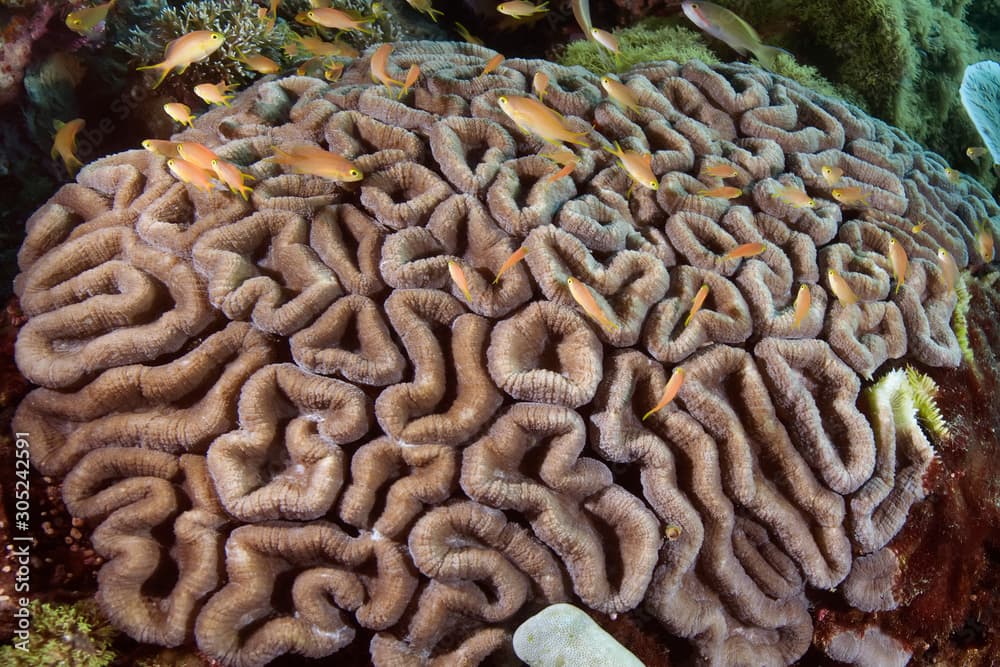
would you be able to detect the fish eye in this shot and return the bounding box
[211,159,218,166]
[350,169,360,177]
[498,96,508,104]
[649,180,658,187]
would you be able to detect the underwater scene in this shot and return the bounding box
[2,0,1000,665]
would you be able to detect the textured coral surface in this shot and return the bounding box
[11,41,1000,666]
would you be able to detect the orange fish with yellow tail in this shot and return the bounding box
[722,242,766,261]
[827,268,858,306]
[211,159,255,200]
[937,248,959,292]
[698,185,741,199]
[887,238,908,294]
[977,222,995,263]
[642,367,685,421]
[497,95,590,147]
[601,76,641,114]
[791,284,810,329]
[51,118,85,176]
[370,43,405,94]
[137,30,225,89]
[493,247,529,284]
[566,277,619,330]
[481,53,505,76]
[271,145,363,182]
[167,158,214,192]
[448,261,473,302]
[684,284,709,326]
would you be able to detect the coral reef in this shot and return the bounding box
[0,599,117,666]
[11,42,1000,666]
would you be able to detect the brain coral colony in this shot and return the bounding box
[4,1,1000,667]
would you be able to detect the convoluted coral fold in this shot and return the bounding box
[13,42,997,667]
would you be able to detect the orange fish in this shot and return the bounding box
[831,186,870,206]
[641,366,685,421]
[454,22,484,45]
[533,71,549,102]
[887,237,908,294]
[211,158,255,200]
[163,102,195,126]
[398,64,421,99]
[547,161,576,183]
[700,163,738,179]
[605,141,658,192]
[600,76,641,114]
[481,53,505,76]
[493,247,529,284]
[371,43,405,94]
[591,27,620,55]
[272,145,363,181]
[978,223,995,262]
[237,51,280,74]
[772,183,815,208]
[497,0,549,18]
[175,142,219,170]
[497,95,590,147]
[937,248,959,292]
[684,284,709,326]
[827,268,858,306]
[542,146,578,181]
[448,260,473,302]
[193,81,238,106]
[141,139,180,157]
[698,185,741,199]
[406,0,444,22]
[722,242,766,261]
[306,7,373,32]
[911,221,925,234]
[51,118,85,176]
[820,165,843,187]
[566,276,619,330]
[791,284,810,329]
[167,158,214,192]
[137,30,226,89]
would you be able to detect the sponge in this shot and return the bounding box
[512,603,645,667]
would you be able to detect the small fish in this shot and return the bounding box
[791,284,810,329]
[600,76,641,114]
[405,0,444,22]
[547,161,576,183]
[448,260,473,302]
[642,367,685,421]
[306,7,374,32]
[967,146,989,160]
[211,158,255,200]
[831,186,870,206]
[681,1,791,71]
[541,148,578,182]
[772,184,815,208]
[137,31,226,89]
[978,222,995,262]
[66,0,115,34]
[944,167,961,184]
[163,102,195,127]
[271,144,363,181]
[167,158,214,192]
[481,53,505,76]
[664,524,683,540]
[827,268,858,306]
[911,221,925,234]
[324,61,345,82]
[237,51,280,74]
[567,276,619,331]
[605,141,658,192]
[937,248,959,292]
[371,43,405,94]
[497,95,590,147]
[497,0,549,18]
[701,163,739,179]
[454,22,484,45]
[684,284,709,326]
[698,185,741,199]
[888,237,908,294]
[141,139,180,157]
[370,1,387,19]
[590,27,620,55]
[51,119,85,176]
[175,142,219,170]
[533,72,550,103]
[493,247,529,284]
[398,64,420,99]
[820,165,843,187]
[285,34,342,58]
[193,81,238,106]
[296,56,326,78]
[722,242,766,261]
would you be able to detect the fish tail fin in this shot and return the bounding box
[136,63,170,89]
[751,44,793,71]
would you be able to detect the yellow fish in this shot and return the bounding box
[684,284,709,326]
[642,367,685,421]
[141,139,180,158]
[211,158,255,200]
[722,242,766,261]
[193,81,238,106]
[831,186,870,206]
[498,1,549,18]
[306,7,374,32]
[324,61,345,82]
[163,102,195,127]
[66,0,115,34]
[827,268,858,306]
[454,22,484,45]
[820,165,843,187]
[911,221,925,234]
[398,64,421,99]
[772,183,815,208]
[51,118,85,176]
[605,141,658,193]
[937,248,959,292]
[944,167,962,184]
[967,146,989,161]
[167,158,214,192]
[698,185,741,199]
[567,276,619,331]
[791,284,810,329]
[271,145,363,181]
[681,0,790,71]
[497,95,590,147]
[137,30,225,89]
[887,237,908,294]
[600,76,641,114]
[978,222,995,262]
[405,0,444,22]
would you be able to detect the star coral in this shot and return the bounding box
[11,42,1000,666]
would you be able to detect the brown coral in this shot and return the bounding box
[12,42,1000,667]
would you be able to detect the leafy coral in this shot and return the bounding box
[0,599,118,667]
[953,274,972,364]
[905,365,949,439]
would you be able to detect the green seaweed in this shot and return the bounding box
[905,365,949,439]
[0,600,118,667]
[953,274,973,364]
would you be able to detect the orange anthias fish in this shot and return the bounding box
[405,0,444,22]
[371,43,405,94]
[681,0,790,71]
[827,268,858,306]
[493,247,529,283]
[163,102,195,127]
[51,119,85,176]
[722,242,766,261]
[238,51,280,74]
[978,222,995,262]
[176,142,219,170]
[791,284,810,329]
[497,95,590,147]
[167,158,214,192]
[600,76,641,114]
[591,28,620,55]
[398,64,421,99]
[211,158,255,200]
[137,31,225,89]
[605,141,658,192]
[566,276,619,330]
[937,248,959,292]
[141,139,180,157]
[772,183,815,208]
[911,221,925,234]
[272,145,364,181]
[831,186,870,206]
[481,53,505,76]
[642,366,685,421]
[306,7,374,32]
[447,260,473,302]
[888,238,908,294]
[684,284,709,326]
[820,165,843,187]
[454,22,484,45]
[533,71,550,102]
[193,81,238,106]
[701,163,738,179]
[66,0,115,34]
[498,1,549,18]
[541,147,578,182]
[698,185,741,199]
